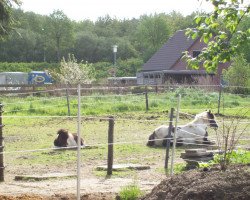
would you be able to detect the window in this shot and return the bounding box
[193,50,201,58]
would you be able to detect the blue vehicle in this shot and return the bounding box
[28,71,53,85]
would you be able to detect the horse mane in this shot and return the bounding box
[54,129,69,147]
[207,110,215,119]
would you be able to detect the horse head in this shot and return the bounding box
[207,110,218,129]
[195,110,218,129]
[54,129,69,147]
[147,132,156,146]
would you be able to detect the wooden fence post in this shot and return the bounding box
[217,84,222,115]
[66,88,71,116]
[107,116,114,175]
[170,94,181,175]
[155,84,158,93]
[0,103,4,182]
[165,108,174,171]
[145,85,149,112]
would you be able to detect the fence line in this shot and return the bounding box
[0,136,219,156]
[1,86,249,185]
[1,84,250,96]
[2,113,250,125]
[1,134,249,156]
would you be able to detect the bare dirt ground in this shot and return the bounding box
[1,163,250,200]
[140,164,250,200]
[0,162,164,200]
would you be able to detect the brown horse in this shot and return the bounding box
[54,129,85,147]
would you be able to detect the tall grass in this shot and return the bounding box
[0,87,249,117]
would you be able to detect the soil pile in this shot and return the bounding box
[141,165,250,200]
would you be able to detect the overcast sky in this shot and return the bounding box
[20,0,215,21]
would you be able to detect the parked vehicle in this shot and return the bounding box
[0,71,53,85]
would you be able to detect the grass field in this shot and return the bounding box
[1,87,250,117]
[1,86,249,180]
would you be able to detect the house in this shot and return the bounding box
[137,30,229,85]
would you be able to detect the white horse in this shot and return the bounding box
[147,110,218,147]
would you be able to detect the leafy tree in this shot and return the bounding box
[116,58,143,77]
[54,54,95,84]
[0,0,20,39]
[223,54,250,93]
[47,10,74,62]
[116,38,139,60]
[94,15,119,37]
[237,15,250,62]
[165,11,196,34]
[185,0,250,72]
[74,31,98,62]
[0,28,43,62]
[135,14,170,61]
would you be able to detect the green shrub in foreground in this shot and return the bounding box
[118,184,143,200]
[199,149,250,169]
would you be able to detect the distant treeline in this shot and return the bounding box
[0,9,197,64]
[0,8,249,79]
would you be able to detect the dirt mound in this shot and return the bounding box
[141,165,250,200]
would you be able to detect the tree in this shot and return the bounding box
[237,15,250,62]
[74,31,98,62]
[47,10,73,62]
[223,54,250,93]
[185,0,250,72]
[165,11,196,34]
[0,0,20,39]
[55,54,95,84]
[135,14,171,61]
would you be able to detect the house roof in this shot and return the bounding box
[142,30,196,71]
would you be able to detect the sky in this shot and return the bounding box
[20,0,214,22]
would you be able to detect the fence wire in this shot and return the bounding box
[0,85,249,193]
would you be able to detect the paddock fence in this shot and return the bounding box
[0,84,249,197]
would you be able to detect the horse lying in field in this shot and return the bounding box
[147,110,218,147]
[54,129,85,148]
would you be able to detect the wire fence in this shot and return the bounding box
[0,84,249,196]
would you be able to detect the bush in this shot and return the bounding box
[0,62,59,72]
[131,86,154,94]
[118,184,142,200]
[223,55,250,94]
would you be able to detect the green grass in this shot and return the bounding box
[0,88,249,180]
[118,184,143,200]
[1,88,249,117]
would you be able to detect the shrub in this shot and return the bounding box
[214,111,249,170]
[131,86,145,94]
[118,184,142,200]
[223,55,250,94]
[212,149,250,165]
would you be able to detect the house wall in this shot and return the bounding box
[172,39,230,85]
[173,39,206,70]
